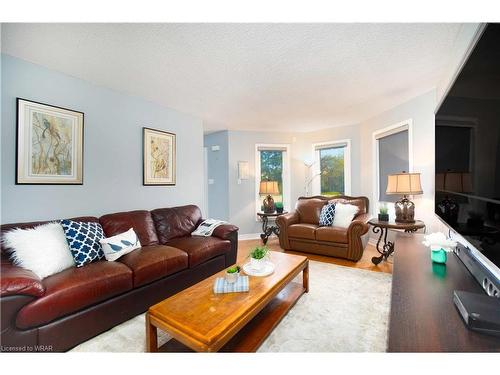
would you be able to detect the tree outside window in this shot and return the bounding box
[319,147,345,196]
[260,150,283,205]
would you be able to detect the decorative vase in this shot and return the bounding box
[431,248,447,264]
[276,207,284,214]
[250,257,266,271]
[378,213,389,221]
[225,270,240,284]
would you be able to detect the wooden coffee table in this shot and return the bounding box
[146,251,309,352]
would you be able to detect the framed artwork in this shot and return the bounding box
[143,127,176,185]
[16,98,84,185]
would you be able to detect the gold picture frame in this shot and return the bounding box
[143,127,176,186]
[16,98,84,185]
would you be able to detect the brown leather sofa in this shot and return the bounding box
[0,205,238,352]
[276,196,370,261]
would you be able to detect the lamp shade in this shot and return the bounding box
[436,172,472,193]
[259,180,280,195]
[386,172,423,195]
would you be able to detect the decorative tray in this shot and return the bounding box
[242,261,275,277]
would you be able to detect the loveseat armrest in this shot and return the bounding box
[276,211,300,250]
[276,212,299,229]
[212,224,239,240]
[348,213,371,232]
[1,262,45,298]
[346,213,371,261]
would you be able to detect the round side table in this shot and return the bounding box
[368,219,425,265]
[257,211,288,244]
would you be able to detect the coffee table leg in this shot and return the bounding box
[146,313,158,352]
[303,262,309,293]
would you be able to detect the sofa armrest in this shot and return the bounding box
[212,224,239,240]
[276,211,299,229]
[276,211,300,250]
[1,262,45,298]
[348,213,371,235]
[346,213,371,261]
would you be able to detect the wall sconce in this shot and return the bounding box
[238,161,249,180]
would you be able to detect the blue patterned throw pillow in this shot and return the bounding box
[60,219,105,267]
[319,202,336,226]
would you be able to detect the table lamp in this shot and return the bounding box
[259,180,280,213]
[386,172,423,223]
[435,171,472,225]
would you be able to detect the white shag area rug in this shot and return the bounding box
[71,261,392,352]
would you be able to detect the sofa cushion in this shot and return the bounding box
[61,219,105,267]
[100,228,141,261]
[1,216,99,256]
[329,197,367,215]
[332,203,359,228]
[117,245,188,287]
[288,223,318,240]
[100,210,159,246]
[167,236,230,268]
[16,261,133,329]
[151,205,202,243]
[4,222,76,279]
[295,199,326,224]
[318,202,336,226]
[315,226,348,243]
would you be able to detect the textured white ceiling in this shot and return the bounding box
[2,23,462,132]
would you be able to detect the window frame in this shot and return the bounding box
[311,139,351,196]
[255,143,291,217]
[372,119,413,214]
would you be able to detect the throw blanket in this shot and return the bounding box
[191,219,227,237]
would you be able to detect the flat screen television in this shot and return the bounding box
[435,23,500,293]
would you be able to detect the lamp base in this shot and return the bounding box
[263,195,276,213]
[436,196,459,226]
[395,195,415,223]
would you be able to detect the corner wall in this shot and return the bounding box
[1,54,204,223]
[204,131,229,221]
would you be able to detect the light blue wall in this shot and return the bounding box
[1,54,204,223]
[204,131,229,221]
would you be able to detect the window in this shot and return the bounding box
[255,144,291,213]
[374,120,412,205]
[311,140,351,196]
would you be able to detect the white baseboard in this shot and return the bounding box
[238,233,262,240]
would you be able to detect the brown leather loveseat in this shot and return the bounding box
[0,205,238,352]
[276,196,370,261]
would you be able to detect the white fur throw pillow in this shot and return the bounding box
[332,203,359,228]
[100,228,141,261]
[3,222,75,279]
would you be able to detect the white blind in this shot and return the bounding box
[257,145,288,152]
[378,130,409,202]
[314,142,347,151]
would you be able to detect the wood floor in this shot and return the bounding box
[239,237,393,274]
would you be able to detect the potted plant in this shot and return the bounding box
[378,204,389,221]
[249,245,270,271]
[225,265,241,283]
[275,201,284,214]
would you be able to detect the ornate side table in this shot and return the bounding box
[257,211,288,245]
[368,219,425,265]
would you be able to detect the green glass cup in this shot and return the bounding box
[431,248,447,264]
